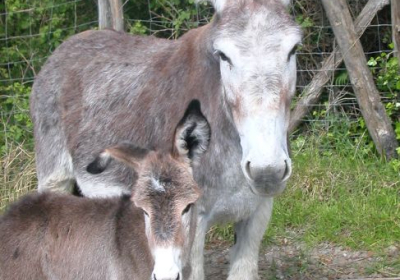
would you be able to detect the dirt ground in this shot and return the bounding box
[204,240,400,280]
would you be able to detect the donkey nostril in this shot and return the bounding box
[282,160,291,180]
[153,275,157,280]
[176,274,180,280]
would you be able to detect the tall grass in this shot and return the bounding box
[0,143,36,212]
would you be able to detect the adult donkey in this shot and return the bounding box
[30,0,302,279]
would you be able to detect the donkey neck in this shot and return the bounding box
[176,24,237,133]
[172,25,243,191]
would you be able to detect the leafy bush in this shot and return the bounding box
[368,44,400,167]
[0,81,33,154]
[126,0,212,38]
[0,0,97,153]
[368,46,400,130]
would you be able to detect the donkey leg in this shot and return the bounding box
[228,198,273,280]
[188,215,208,280]
[37,149,75,194]
[39,175,75,193]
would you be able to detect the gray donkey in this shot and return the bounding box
[0,101,210,280]
[30,0,302,279]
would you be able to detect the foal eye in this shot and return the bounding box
[182,203,193,215]
[143,210,149,217]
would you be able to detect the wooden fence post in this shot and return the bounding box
[98,0,112,30]
[289,0,390,133]
[321,0,398,160]
[109,0,124,32]
[98,0,124,32]
[392,0,400,63]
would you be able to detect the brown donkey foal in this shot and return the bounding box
[0,100,210,280]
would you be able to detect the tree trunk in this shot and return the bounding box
[289,0,390,133]
[321,0,398,160]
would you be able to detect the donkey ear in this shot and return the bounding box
[173,100,211,165]
[196,0,227,13]
[87,143,150,174]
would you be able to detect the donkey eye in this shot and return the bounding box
[218,51,232,65]
[287,45,298,62]
[182,203,193,215]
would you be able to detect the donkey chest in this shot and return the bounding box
[198,173,264,224]
[208,189,263,225]
[195,146,264,224]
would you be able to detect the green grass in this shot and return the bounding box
[365,257,400,277]
[266,147,399,252]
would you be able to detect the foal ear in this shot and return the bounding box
[173,100,211,165]
[87,143,150,174]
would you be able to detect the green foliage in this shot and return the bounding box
[303,104,374,159]
[125,0,212,38]
[368,48,400,158]
[368,52,400,94]
[295,14,314,29]
[334,71,349,86]
[0,0,96,152]
[1,0,95,80]
[0,81,33,154]
[129,21,147,35]
[303,45,400,163]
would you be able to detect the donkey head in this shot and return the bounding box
[207,0,302,196]
[87,100,210,280]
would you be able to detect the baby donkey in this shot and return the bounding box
[0,100,210,280]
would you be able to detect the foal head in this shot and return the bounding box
[206,0,302,196]
[87,100,210,280]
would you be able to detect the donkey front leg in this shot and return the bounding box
[188,215,208,280]
[228,198,273,280]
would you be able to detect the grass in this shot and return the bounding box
[365,257,400,277]
[266,146,400,252]
[0,143,36,212]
